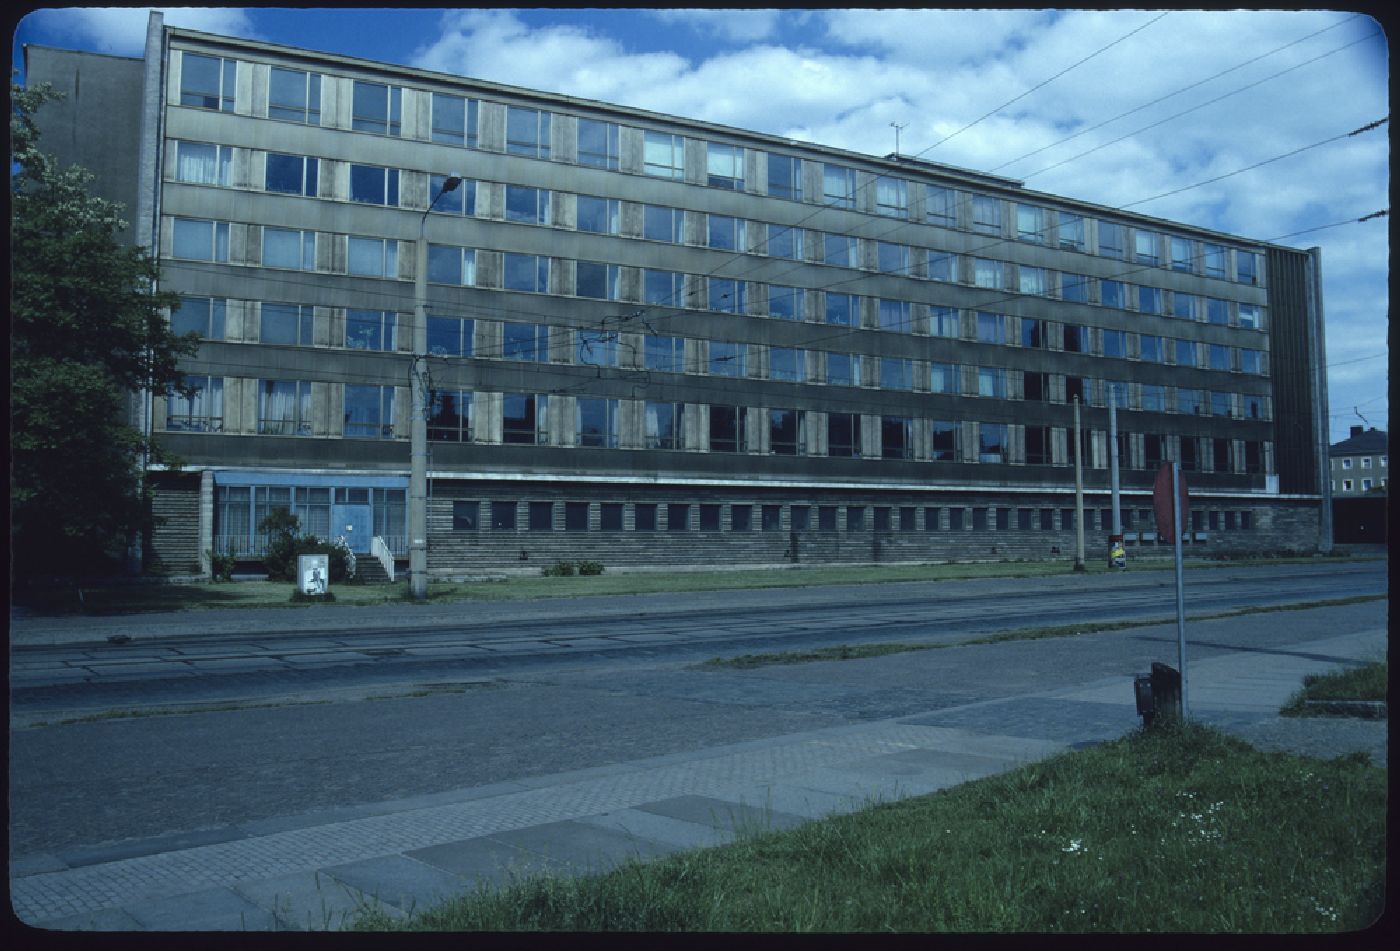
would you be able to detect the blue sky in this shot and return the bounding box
[14,8,1390,441]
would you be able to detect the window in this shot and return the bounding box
[826,352,861,387]
[769,347,804,382]
[1240,349,1264,375]
[1343,479,1354,492]
[491,501,517,531]
[1061,272,1089,303]
[645,335,685,373]
[496,185,550,225]
[344,385,395,438]
[768,153,802,200]
[1140,335,1165,363]
[430,92,474,146]
[1102,329,1126,359]
[1016,204,1045,243]
[633,503,657,531]
[929,362,957,394]
[1210,392,1233,418]
[180,52,235,111]
[928,251,959,282]
[427,245,475,285]
[1361,457,1373,469]
[260,303,313,346]
[171,297,226,339]
[876,241,909,275]
[1140,384,1166,412]
[600,503,624,531]
[931,307,960,338]
[707,214,746,251]
[576,195,619,235]
[643,205,684,243]
[930,421,958,461]
[643,269,684,305]
[1104,380,1129,409]
[709,405,745,452]
[1237,251,1259,285]
[346,236,396,277]
[1173,292,1198,320]
[1237,304,1261,329]
[1243,441,1264,475]
[668,504,690,531]
[575,261,620,300]
[880,357,914,391]
[1203,243,1227,278]
[351,81,401,136]
[1059,213,1086,250]
[1019,266,1048,296]
[502,394,548,445]
[847,507,866,532]
[828,413,860,458]
[881,416,914,459]
[766,223,802,259]
[823,233,858,268]
[768,285,804,320]
[428,390,472,441]
[1206,298,1229,325]
[452,500,479,531]
[791,505,810,532]
[503,253,549,293]
[878,299,912,332]
[977,367,1007,398]
[645,402,685,449]
[643,131,684,179]
[1209,344,1231,371]
[755,505,778,532]
[926,185,956,226]
[576,398,619,448]
[1341,457,1354,470]
[820,506,842,531]
[258,379,311,436]
[976,312,1006,344]
[1022,319,1048,349]
[430,175,475,216]
[530,502,554,531]
[349,164,399,206]
[1101,280,1125,309]
[503,322,549,362]
[1362,478,1374,491]
[1134,230,1160,265]
[699,504,722,531]
[769,408,803,455]
[706,143,744,190]
[427,315,471,356]
[1170,236,1194,272]
[823,164,856,208]
[979,423,1007,463]
[709,278,746,313]
[972,195,1000,235]
[564,502,590,532]
[175,141,232,185]
[1025,427,1051,465]
[973,258,1004,289]
[1175,339,1196,367]
[1137,285,1162,314]
[1065,376,1087,404]
[269,66,321,124]
[875,176,908,217]
[825,293,857,326]
[709,340,747,377]
[576,329,618,367]
[166,375,223,432]
[1177,387,1204,415]
[1098,221,1125,258]
[265,152,318,196]
[173,217,229,262]
[506,106,551,158]
[577,118,619,169]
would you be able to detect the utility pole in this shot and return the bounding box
[1073,396,1085,571]
[410,175,462,601]
[1109,391,1125,569]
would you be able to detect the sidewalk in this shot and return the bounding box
[12,623,1386,932]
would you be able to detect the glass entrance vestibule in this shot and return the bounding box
[212,471,407,556]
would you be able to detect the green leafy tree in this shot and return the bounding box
[11,81,196,577]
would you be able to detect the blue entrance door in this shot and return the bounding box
[331,504,373,553]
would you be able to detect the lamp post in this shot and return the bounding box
[410,174,461,600]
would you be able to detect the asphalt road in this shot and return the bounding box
[7,561,1386,858]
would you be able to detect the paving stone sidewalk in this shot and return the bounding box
[12,624,1385,932]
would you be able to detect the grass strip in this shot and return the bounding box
[348,722,1385,933]
[700,595,1386,669]
[1281,661,1388,717]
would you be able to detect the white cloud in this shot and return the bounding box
[647,9,783,44]
[23,7,259,57]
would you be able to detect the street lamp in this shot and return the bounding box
[410,174,462,600]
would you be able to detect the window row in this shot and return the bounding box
[175,49,1264,285]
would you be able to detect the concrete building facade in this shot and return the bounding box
[24,14,1332,578]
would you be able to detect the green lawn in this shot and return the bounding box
[349,722,1385,932]
[1282,661,1387,717]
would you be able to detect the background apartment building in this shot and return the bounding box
[23,14,1332,578]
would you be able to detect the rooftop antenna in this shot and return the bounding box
[890,121,908,157]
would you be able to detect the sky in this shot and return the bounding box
[13,7,1390,443]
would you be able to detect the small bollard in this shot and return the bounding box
[1135,662,1182,728]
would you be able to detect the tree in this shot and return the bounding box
[10,81,196,577]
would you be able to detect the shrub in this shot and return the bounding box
[207,545,236,582]
[576,560,605,576]
[258,509,354,583]
[542,561,576,577]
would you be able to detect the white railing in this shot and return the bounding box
[371,536,396,582]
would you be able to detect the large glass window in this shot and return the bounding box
[643,131,684,179]
[344,385,395,438]
[502,323,549,362]
[1101,280,1126,309]
[180,53,235,112]
[769,408,803,455]
[269,67,321,124]
[351,80,401,136]
[707,214,746,251]
[166,375,223,432]
[768,347,804,382]
[973,258,1004,289]
[645,335,684,373]
[645,402,685,449]
[429,174,475,216]
[768,153,801,200]
[926,185,956,226]
[766,223,802,259]
[825,292,856,326]
[929,362,957,394]
[346,236,396,277]
[1140,334,1165,363]
[928,251,959,282]
[1061,272,1089,303]
[578,117,620,169]
[1203,242,1227,278]
[1177,387,1204,415]
[576,195,619,235]
[172,217,229,261]
[875,176,908,217]
[706,142,744,190]
[1206,298,1229,325]
[708,277,746,313]
[1016,204,1046,243]
[709,340,747,377]
[768,285,804,320]
[930,421,958,461]
[576,330,618,367]
[1134,230,1160,265]
[881,416,914,459]
[1136,285,1163,315]
[880,357,914,391]
[505,185,551,224]
[822,164,856,208]
[643,205,683,243]
[643,269,684,305]
[1170,236,1194,272]
[709,404,745,452]
[878,299,912,332]
[823,234,858,267]
[171,297,226,339]
[257,379,311,436]
[503,253,549,292]
[976,312,1005,344]
[826,352,860,387]
[876,241,909,275]
[260,303,313,346]
[1098,221,1125,258]
[1173,292,1198,320]
[1237,251,1260,285]
[977,367,1007,398]
[1102,329,1126,359]
[175,141,232,185]
[827,413,860,458]
[1174,338,1196,367]
[502,394,548,445]
[576,398,619,448]
[349,164,400,206]
[430,92,475,146]
[930,306,959,338]
[972,194,1000,235]
[426,316,472,357]
[265,152,318,196]
[1019,266,1047,296]
[262,227,315,270]
[1237,303,1261,330]
[427,245,475,285]
[1140,384,1166,412]
[575,261,620,300]
[1059,213,1085,250]
[505,106,551,158]
[979,423,1008,463]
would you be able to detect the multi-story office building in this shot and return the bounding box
[23,14,1332,578]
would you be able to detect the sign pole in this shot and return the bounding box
[1171,461,1188,717]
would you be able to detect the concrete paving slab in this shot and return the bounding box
[405,836,559,889]
[321,853,471,913]
[29,905,145,931]
[859,747,1024,779]
[902,697,1138,744]
[230,868,387,931]
[123,883,280,931]
[486,819,677,873]
[633,794,808,835]
[701,780,868,821]
[573,808,736,851]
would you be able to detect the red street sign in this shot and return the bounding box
[1153,463,1190,544]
